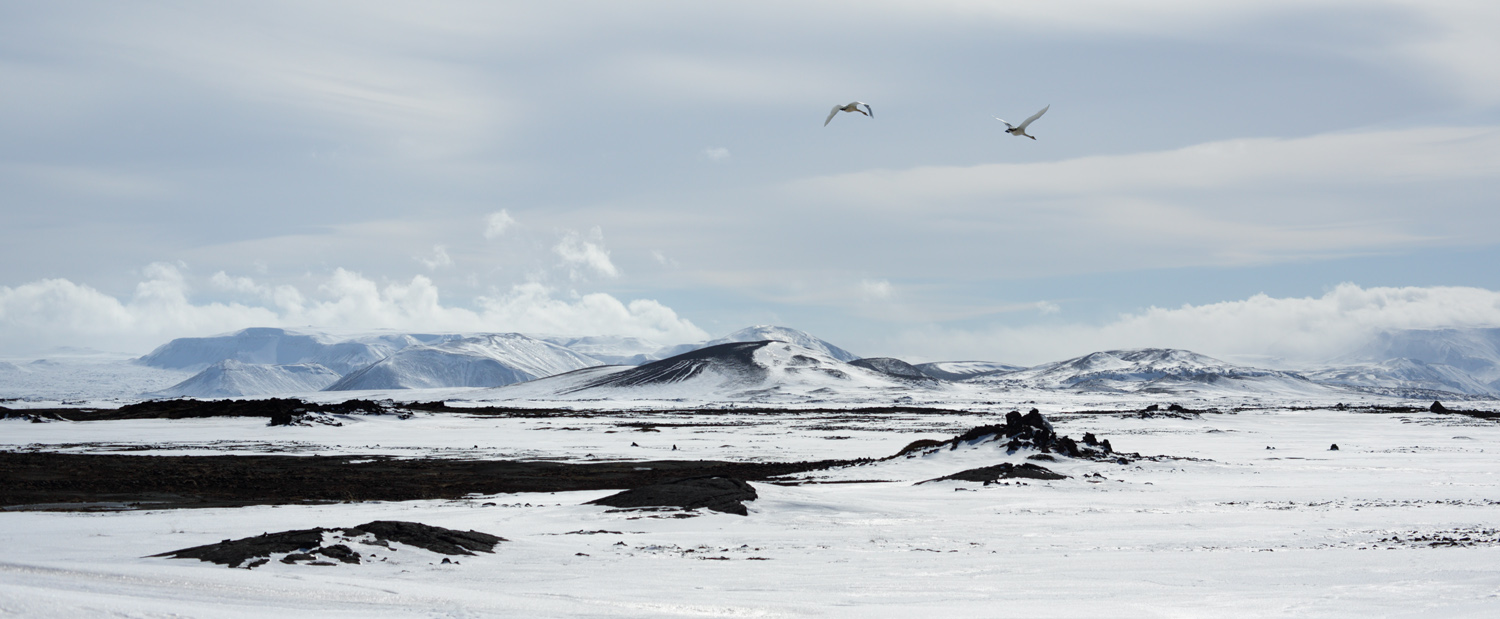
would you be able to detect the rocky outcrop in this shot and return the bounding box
[587,476,758,516]
[154,520,506,569]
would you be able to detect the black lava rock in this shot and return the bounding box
[1431,401,1448,413]
[154,520,505,568]
[900,410,1117,461]
[918,462,1069,484]
[586,476,758,516]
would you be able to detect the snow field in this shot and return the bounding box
[3,404,1500,616]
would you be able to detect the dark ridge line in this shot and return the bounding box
[0,453,866,512]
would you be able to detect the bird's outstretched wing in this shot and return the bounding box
[993,116,1014,130]
[860,102,873,118]
[825,105,842,126]
[1016,104,1049,131]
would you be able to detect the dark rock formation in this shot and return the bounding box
[154,520,505,569]
[587,476,757,516]
[1431,401,1448,413]
[901,409,1115,461]
[1329,444,1339,451]
[918,462,1069,484]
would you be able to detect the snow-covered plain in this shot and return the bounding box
[4,397,1500,617]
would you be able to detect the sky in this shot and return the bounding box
[3,1,1500,365]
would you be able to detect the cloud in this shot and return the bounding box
[484,210,516,239]
[860,279,893,300]
[650,250,678,268]
[703,147,731,162]
[414,245,454,270]
[795,126,1500,208]
[888,283,1500,366]
[0,265,707,354]
[783,126,1500,273]
[555,227,619,280]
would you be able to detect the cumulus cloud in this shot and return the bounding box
[0,266,707,354]
[890,283,1500,366]
[484,210,516,239]
[555,227,619,280]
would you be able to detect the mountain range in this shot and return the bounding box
[115,325,1500,400]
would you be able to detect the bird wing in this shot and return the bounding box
[825,105,841,126]
[1016,104,1049,131]
[859,102,872,118]
[994,116,1014,130]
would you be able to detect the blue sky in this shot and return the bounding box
[3,1,1500,363]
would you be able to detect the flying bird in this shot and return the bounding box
[825,101,873,126]
[995,104,1049,140]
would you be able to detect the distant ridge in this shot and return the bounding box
[136,327,443,375]
[151,360,340,398]
[488,340,924,403]
[326,333,601,391]
[972,348,1333,395]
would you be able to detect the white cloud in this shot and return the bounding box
[703,147,731,162]
[414,244,454,270]
[0,266,707,354]
[889,283,1500,366]
[484,210,516,239]
[554,227,619,280]
[860,279,893,300]
[650,250,678,268]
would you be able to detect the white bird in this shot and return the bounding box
[825,101,873,126]
[995,104,1049,140]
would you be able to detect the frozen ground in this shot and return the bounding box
[4,398,1500,616]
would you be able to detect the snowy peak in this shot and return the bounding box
[539,335,665,365]
[135,327,417,375]
[657,325,859,362]
[914,360,1025,381]
[1306,357,1496,396]
[150,360,341,398]
[496,340,921,402]
[1343,328,1500,385]
[976,348,1328,394]
[325,333,602,391]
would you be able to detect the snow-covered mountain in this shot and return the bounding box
[1304,357,1495,397]
[972,348,1334,395]
[652,325,859,363]
[150,360,341,398]
[135,328,448,375]
[325,334,602,391]
[538,335,664,365]
[850,357,934,380]
[1338,328,1500,391]
[487,340,925,402]
[914,360,1024,381]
